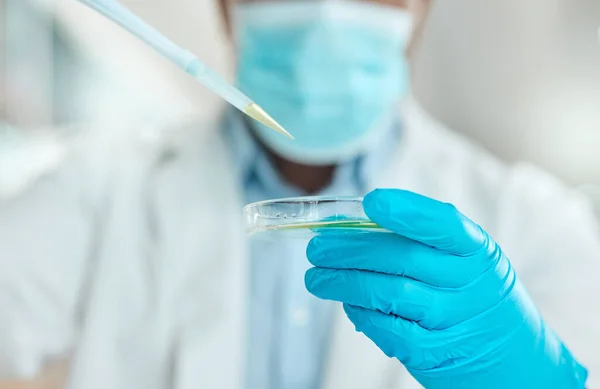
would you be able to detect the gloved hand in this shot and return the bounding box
[305,189,587,389]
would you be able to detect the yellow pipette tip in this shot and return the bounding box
[244,103,295,140]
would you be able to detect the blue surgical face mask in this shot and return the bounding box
[234,0,413,165]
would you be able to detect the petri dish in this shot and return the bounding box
[243,196,385,238]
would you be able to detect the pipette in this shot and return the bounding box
[77,0,293,140]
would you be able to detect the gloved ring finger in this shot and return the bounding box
[305,267,437,326]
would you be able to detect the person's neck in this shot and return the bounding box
[245,119,336,194]
[270,151,336,194]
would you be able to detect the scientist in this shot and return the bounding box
[1,0,600,389]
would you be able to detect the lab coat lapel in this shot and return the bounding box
[151,125,247,389]
[68,138,176,389]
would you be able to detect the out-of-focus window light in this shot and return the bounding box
[2,0,74,197]
[4,0,54,129]
[583,26,600,217]
[4,0,91,130]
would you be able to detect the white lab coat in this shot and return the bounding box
[1,98,599,389]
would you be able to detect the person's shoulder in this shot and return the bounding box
[0,129,67,200]
[400,97,506,176]
[400,97,573,196]
[0,118,223,204]
[494,161,596,227]
[399,97,511,205]
[399,98,595,230]
[71,117,227,191]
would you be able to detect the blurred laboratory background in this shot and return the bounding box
[1,0,600,205]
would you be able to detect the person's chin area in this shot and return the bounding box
[267,147,337,195]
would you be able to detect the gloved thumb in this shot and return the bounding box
[363,189,488,256]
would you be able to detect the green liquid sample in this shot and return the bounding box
[263,219,381,232]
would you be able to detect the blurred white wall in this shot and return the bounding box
[52,0,232,126]
[413,0,600,186]
[3,0,54,127]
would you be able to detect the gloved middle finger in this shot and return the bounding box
[307,232,489,288]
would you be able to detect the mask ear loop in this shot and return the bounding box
[405,0,432,59]
[219,0,232,35]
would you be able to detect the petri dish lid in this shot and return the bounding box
[243,196,383,236]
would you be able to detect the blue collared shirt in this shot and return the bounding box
[224,111,399,389]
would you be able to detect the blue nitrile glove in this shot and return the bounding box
[305,189,587,389]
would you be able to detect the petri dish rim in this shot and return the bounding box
[244,195,363,207]
[244,196,383,235]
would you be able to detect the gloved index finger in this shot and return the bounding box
[363,189,489,256]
